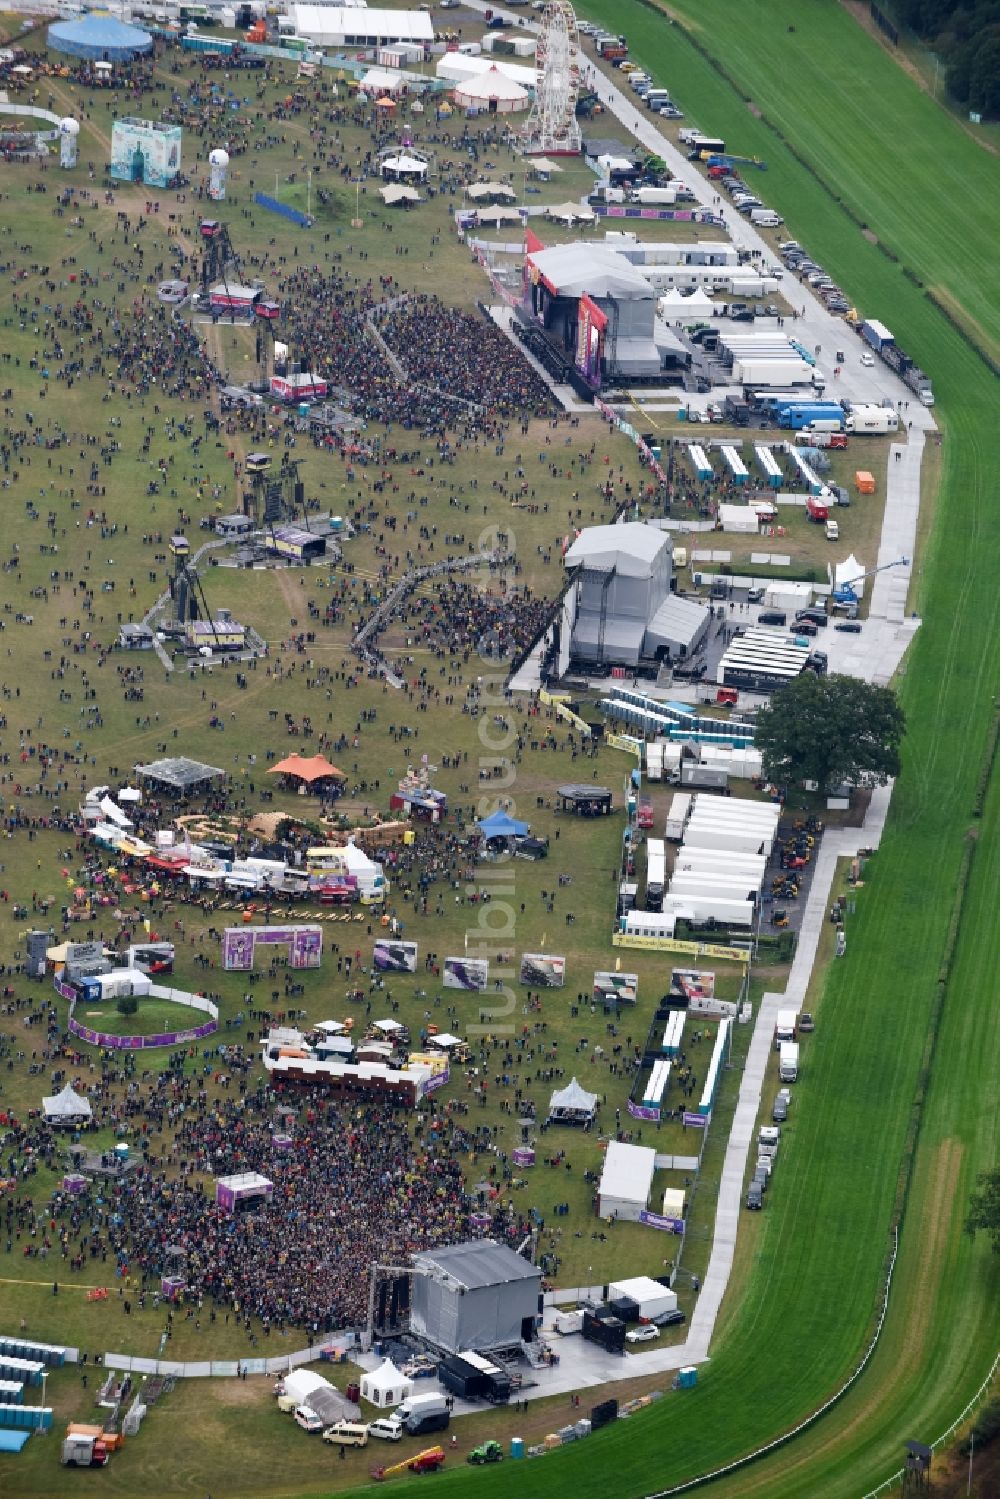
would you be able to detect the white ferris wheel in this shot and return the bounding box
[520,0,582,157]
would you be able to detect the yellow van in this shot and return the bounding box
[322,1421,369,1448]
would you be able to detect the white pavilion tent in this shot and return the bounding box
[360,1358,413,1409]
[453,66,529,114]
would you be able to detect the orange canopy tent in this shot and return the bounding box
[268,754,346,784]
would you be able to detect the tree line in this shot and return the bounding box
[894,0,1000,115]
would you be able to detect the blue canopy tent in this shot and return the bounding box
[48,16,153,61]
[477,810,529,839]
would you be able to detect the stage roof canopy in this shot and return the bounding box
[565,521,670,577]
[269,753,346,782]
[135,757,225,791]
[527,243,653,300]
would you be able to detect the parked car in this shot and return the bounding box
[860,351,875,366]
[746,1181,764,1210]
[747,586,765,603]
[799,1012,815,1032]
[772,1095,788,1123]
[626,1323,661,1344]
[834,620,862,634]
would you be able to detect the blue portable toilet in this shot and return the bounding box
[511,1437,524,1459]
[678,1366,698,1389]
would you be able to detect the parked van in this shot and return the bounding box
[757,610,787,627]
[825,519,840,541]
[750,208,784,227]
[407,1410,450,1437]
[367,1416,403,1441]
[294,1407,325,1433]
[322,1421,369,1448]
[396,1393,449,1428]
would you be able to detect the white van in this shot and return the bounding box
[395,1392,448,1424]
[825,520,840,541]
[367,1416,404,1441]
[293,1407,325,1433]
[750,209,784,227]
[322,1421,369,1447]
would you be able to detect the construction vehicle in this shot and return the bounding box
[372,1446,446,1481]
[467,1441,504,1466]
[829,556,908,615]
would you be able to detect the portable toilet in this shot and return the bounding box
[114,1143,129,1163]
[678,1366,698,1389]
[511,1437,524,1459]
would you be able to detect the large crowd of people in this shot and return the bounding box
[375,296,555,419]
[0,32,680,1368]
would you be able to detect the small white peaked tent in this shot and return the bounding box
[546,1076,599,1125]
[679,287,714,316]
[835,553,866,597]
[361,1358,412,1409]
[42,1084,93,1126]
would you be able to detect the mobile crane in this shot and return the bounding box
[371,1447,446,1481]
[829,556,909,615]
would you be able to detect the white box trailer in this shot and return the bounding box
[662,894,755,927]
[553,1308,584,1335]
[631,185,679,205]
[622,911,677,940]
[691,795,779,826]
[670,873,759,902]
[646,741,664,781]
[682,826,771,856]
[735,358,815,386]
[728,274,780,296]
[764,581,813,613]
[686,811,777,849]
[845,405,899,435]
[675,849,767,881]
[692,797,779,833]
[687,807,777,837]
[665,791,692,840]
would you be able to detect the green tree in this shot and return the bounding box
[964,1168,1000,1253]
[753,672,905,794]
[116,993,138,1018]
